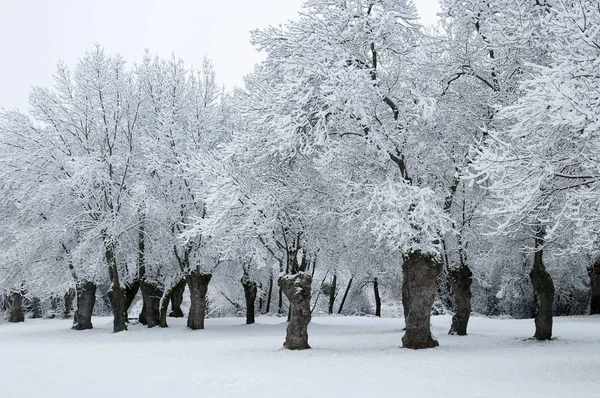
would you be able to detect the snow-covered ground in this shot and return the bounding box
[1,314,598,398]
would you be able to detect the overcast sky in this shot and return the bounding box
[0,0,441,111]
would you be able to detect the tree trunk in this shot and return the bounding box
[337,277,353,314]
[8,291,25,323]
[278,272,312,350]
[31,297,43,319]
[49,294,60,318]
[107,284,128,333]
[168,278,186,318]
[448,263,473,336]
[241,276,257,325]
[64,288,75,318]
[278,283,284,315]
[186,271,212,330]
[258,283,264,313]
[402,251,440,349]
[140,281,163,328]
[265,276,273,314]
[373,277,381,317]
[588,259,600,315]
[72,281,96,330]
[124,280,139,319]
[328,273,337,315]
[159,279,183,328]
[530,232,554,341]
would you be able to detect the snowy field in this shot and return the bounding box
[1,315,599,398]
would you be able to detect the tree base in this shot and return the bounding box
[279,272,312,350]
[401,251,441,350]
[72,281,96,330]
[187,271,212,330]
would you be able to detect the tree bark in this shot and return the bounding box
[402,251,441,349]
[373,277,381,317]
[328,273,337,315]
[186,271,212,330]
[168,278,186,318]
[72,281,96,330]
[530,230,554,341]
[159,279,183,328]
[31,297,43,319]
[124,280,139,319]
[241,276,257,325]
[64,288,75,318]
[8,291,25,323]
[279,272,312,350]
[107,284,128,333]
[337,277,353,314]
[588,258,600,315]
[448,263,473,336]
[140,281,163,328]
[265,276,273,314]
[278,283,284,315]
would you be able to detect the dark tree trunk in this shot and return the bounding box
[73,281,96,330]
[530,231,554,341]
[337,277,353,314]
[241,276,257,325]
[63,288,75,318]
[159,279,184,328]
[186,271,212,330]
[168,278,186,318]
[140,281,163,328]
[8,291,25,323]
[124,280,139,319]
[328,273,337,315]
[402,251,441,349]
[278,283,284,315]
[279,272,312,350]
[448,263,473,336]
[31,297,43,319]
[107,284,128,333]
[373,277,381,317]
[258,283,264,313]
[265,276,273,314]
[588,259,600,315]
[49,295,60,318]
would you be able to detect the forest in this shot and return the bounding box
[1,0,599,354]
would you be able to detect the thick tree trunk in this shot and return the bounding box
[159,279,183,328]
[265,276,273,314]
[373,277,381,317]
[279,272,312,350]
[448,263,473,336]
[140,281,163,328]
[168,278,186,318]
[64,288,75,318]
[72,281,96,330]
[241,276,257,325]
[402,251,440,349]
[328,273,337,315]
[107,284,128,333]
[530,233,554,341]
[8,291,25,323]
[588,259,600,315]
[31,297,43,319]
[337,277,353,314]
[186,271,212,330]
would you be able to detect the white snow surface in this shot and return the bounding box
[1,315,599,398]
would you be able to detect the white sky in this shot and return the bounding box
[0,0,441,111]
